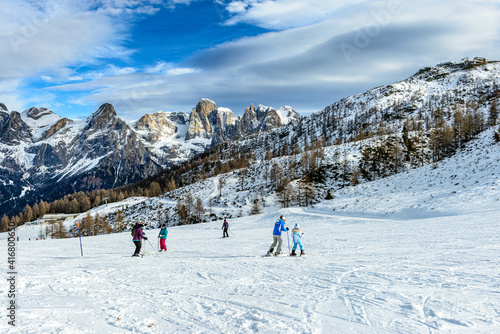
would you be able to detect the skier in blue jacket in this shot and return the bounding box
[267,215,288,256]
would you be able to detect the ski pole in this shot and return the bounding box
[230,230,235,236]
[77,221,83,257]
[286,230,291,255]
[146,238,157,252]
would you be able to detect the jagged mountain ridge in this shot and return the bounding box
[0,99,299,216]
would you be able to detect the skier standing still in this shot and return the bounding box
[158,224,168,251]
[222,219,229,238]
[267,215,288,256]
[132,222,148,257]
[290,223,305,256]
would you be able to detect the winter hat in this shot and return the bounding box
[281,216,286,221]
[294,223,300,229]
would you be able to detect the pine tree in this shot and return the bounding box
[93,213,101,235]
[32,203,40,219]
[185,192,194,222]
[101,215,112,234]
[1,214,10,232]
[115,210,125,232]
[24,204,33,223]
[80,196,91,213]
[249,196,262,215]
[82,212,93,236]
[195,197,204,223]
[488,99,498,126]
[218,177,225,197]
[54,221,69,239]
[325,190,334,200]
[177,198,187,225]
[149,182,161,197]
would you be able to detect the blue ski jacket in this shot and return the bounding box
[273,219,286,236]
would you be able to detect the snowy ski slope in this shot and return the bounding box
[1,129,499,334]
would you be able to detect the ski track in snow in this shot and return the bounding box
[1,206,499,334]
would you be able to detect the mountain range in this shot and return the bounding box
[0,99,299,216]
[2,61,500,220]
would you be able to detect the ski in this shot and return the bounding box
[261,253,289,257]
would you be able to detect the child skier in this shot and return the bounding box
[267,215,288,256]
[290,223,305,256]
[158,224,168,251]
[132,222,148,257]
[222,219,229,238]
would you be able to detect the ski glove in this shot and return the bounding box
[286,227,289,231]
[143,237,148,240]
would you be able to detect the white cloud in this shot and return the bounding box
[0,0,193,112]
[2,0,500,120]
[220,0,366,30]
[56,0,500,119]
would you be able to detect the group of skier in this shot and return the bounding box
[267,215,305,256]
[131,214,305,257]
[131,222,168,257]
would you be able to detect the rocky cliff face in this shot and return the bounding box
[186,99,300,145]
[186,98,221,140]
[0,111,32,145]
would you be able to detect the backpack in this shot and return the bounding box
[131,227,136,236]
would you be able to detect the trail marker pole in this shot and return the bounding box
[77,221,84,257]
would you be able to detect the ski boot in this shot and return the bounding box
[290,249,297,256]
[267,248,274,256]
[300,250,305,256]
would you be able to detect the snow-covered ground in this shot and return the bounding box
[2,196,499,333]
[2,129,500,333]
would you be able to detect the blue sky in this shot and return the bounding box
[1,0,500,120]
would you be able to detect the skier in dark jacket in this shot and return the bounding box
[132,222,148,257]
[222,219,229,238]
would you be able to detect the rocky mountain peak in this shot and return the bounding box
[0,102,7,112]
[135,111,185,142]
[24,107,55,120]
[85,103,121,131]
[187,99,220,140]
[277,106,300,125]
[195,98,217,115]
[0,110,32,144]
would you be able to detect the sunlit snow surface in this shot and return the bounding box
[2,128,500,334]
[2,206,499,333]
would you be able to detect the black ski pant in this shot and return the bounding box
[223,229,229,237]
[133,240,142,255]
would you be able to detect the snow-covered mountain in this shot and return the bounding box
[0,99,299,216]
